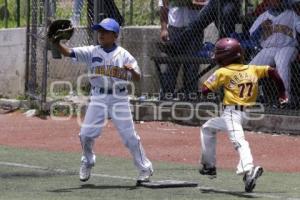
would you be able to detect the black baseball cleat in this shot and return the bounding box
[199,164,217,179]
[243,166,264,193]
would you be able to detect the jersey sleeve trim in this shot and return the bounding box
[203,82,215,92]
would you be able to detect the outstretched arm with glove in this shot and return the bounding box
[52,40,73,57]
[47,19,74,57]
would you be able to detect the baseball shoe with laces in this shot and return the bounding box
[79,162,93,182]
[199,164,217,179]
[136,168,153,185]
[243,166,264,193]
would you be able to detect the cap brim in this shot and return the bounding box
[92,24,118,33]
[92,24,102,31]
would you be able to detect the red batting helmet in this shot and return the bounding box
[212,37,243,66]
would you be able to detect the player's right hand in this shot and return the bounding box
[123,64,134,71]
[261,19,273,39]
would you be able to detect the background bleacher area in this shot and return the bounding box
[0,0,300,117]
[147,0,300,116]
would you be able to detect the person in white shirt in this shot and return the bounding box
[159,0,203,100]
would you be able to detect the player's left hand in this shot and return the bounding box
[47,19,74,43]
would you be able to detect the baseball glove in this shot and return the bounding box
[47,19,74,43]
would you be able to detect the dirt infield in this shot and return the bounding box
[0,112,299,173]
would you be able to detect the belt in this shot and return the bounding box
[223,105,245,111]
[92,87,126,94]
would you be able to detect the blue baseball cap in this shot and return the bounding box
[92,18,120,34]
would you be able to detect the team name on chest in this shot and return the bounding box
[92,65,128,80]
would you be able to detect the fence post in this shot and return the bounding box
[129,0,133,25]
[16,0,20,27]
[122,0,126,25]
[25,0,31,93]
[150,0,154,25]
[41,0,50,109]
[29,0,38,98]
[4,0,8,28]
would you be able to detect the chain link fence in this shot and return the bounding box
[25,0,300,116]
[149,0,300,116]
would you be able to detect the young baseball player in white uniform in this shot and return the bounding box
[199,38,288,192]
[249,0,300,102]
[52,18,153,185]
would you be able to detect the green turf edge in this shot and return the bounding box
[0,145,299,200]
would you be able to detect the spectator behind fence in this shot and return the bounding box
[249,0,300,104]
[162,0,241,55]
[158,0,204,100]
[70,0,124,27]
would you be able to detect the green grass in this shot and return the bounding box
[0,0,27,28]
[0,145,300,200]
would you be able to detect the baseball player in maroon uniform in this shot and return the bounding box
[199,38,288,192]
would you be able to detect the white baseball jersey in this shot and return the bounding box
[72,45,141,94]
[249,9,300,99]
[250,9,300,48]
[158,0,200,27]
[74,44,153,175]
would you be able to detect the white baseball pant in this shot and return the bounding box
[79,94,152,173]
[200,106,254,175]
[250,46,298,99]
